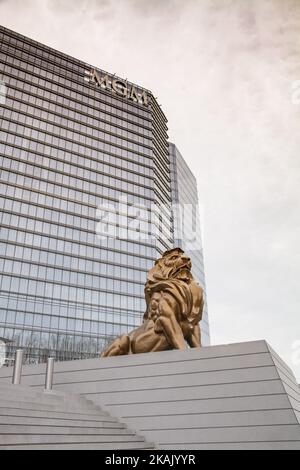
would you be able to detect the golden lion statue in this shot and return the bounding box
[101,248,204,357]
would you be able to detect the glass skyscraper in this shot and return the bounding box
[0,25,208,363]
[169,143,210,346]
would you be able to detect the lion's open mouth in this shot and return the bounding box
[173,263,192,277]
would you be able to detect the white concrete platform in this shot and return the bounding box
[0,340,299,449]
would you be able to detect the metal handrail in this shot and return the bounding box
[11,351,55,391]
[45,357,55,391]
[12,349,23,385]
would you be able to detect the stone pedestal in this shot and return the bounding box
[0,340,299,449]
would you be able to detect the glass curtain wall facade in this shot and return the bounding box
[169,143,210,345]
[0,25,173,363]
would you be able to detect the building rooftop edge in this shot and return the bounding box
[0,23,167,122]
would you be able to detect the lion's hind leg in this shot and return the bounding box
[101,334,130,357]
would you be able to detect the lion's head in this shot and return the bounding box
[144,247,203,329]
[146,248,193,285]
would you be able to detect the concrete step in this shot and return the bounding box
[0,384,37,392]
[0,384,60,396]
[0,383,97,400]
[0,384,95,405]
[0,385,89,403]
[0,384,154,450]
[0,392,102,410]
[0,424,135,435]
[0,415,125,428]
[0,433,146,446]
[0,382,155,450]
[0,406,119,422]
[0,400,108,415]
[0,441,155,450]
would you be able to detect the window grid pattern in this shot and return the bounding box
[0,25,172,363]
[169,143,210,345]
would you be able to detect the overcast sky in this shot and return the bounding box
[0,0,299,379]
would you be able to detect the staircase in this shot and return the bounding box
[0,383,155,450]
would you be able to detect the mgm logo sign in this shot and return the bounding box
[85,69,149,107]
